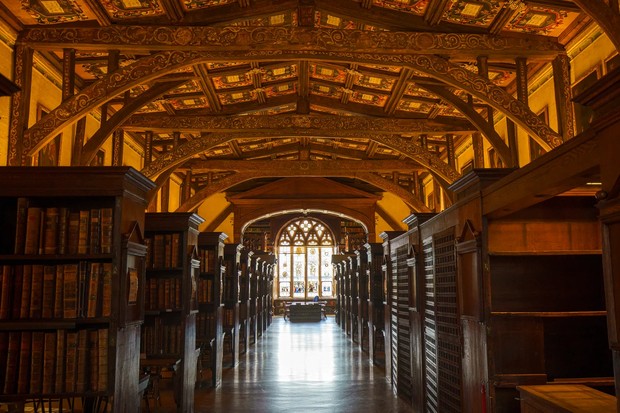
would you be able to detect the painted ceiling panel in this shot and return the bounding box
[371,0,429,15]
[505,6,580,36]
[99,0,166,19]
[443,0,503,27]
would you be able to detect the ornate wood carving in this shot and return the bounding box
[186,159,424,173]
[19,26,564,58]
[552,54,575,142]
[71,118,86,166]
[62,49,75,99]
[446,134,455,168]
[182,170,192,202]
[80,80,186,165]
[7,45,33,166]
[417,82,513,166]
[472,133,484,168]
[21,48,563,159]
[112,129,124,166]
[139,132,460,184]
[176,171,428,213]
[123,113,475,134]
[515,57,529,106]
[144,131,153,166]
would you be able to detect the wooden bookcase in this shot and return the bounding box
[142,212,203,413]
[365,242,385,366]
[0,167,154,412]
[237,247,250,354]
[196,232,227,388]
[223,243,241,367]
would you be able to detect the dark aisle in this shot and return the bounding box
[193,316,415,413]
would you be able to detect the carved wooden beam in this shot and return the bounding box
[384,68,413,115]
[185,159,423,173]
[79,80,187,165]
[552,54,575,142]
[82,0,112,26]
[176,171,429,212]
[21,49,563,159]
[416,82,514,165]
[122,113,475,134]
[18,26,564,58]
[7,45,33,166]
[193,64,223,112]
[140,132,460,185]
[424,0,451,25]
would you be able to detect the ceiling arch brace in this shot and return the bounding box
[175,171,430,213]
[140,131,460,187]
[418,82,514,166]
[79,80,187,165]
[21,47,562,162]
[572,0,620,52]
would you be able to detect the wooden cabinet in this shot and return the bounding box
[0,166,154,412]
[143,212,203,413]
[196,232,227,388]
[223,243,241,367]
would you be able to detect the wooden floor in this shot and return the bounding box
[155,316,415,413]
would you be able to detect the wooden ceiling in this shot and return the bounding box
[1,0,595,212]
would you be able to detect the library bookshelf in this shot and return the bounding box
[0,167,155,412]
[196,232,227,388]
[142,212,203,413]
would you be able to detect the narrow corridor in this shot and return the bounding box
[194,317,415,413]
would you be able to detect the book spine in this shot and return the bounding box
[4,331,21,393]
[77,210,90,254]
[101,263,112,317]
[98,329,108,392]
[20,264,32,319]
[63,264,79,319]
[171,233,180,267]
[24,207,42,255]
[41,265,56,319]
[0,331,6,392]
[53,264,64,318]
[75,329,88,392]
[14,197,28,254]
[42,331,56,394]
[100,208,113,254]
[64,331,78,392]
[29,264,44,319]
[78,262,88,318]
[57,207,69,255]
[54,330,65,393]
[17,331,31,394]
[43,207,60,254]
[164,234,172,268]
[0,265,11,320]
[88,329,98,392]
[11,265,23,319]
[67,211,80,255]
[87,262,100,318]
[29,331,44,393]
[89,208,101,254]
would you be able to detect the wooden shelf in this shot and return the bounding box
[490,311,607,318]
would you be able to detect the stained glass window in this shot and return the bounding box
[277,218,335,299]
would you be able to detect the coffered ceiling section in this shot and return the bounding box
[3,0,592,211]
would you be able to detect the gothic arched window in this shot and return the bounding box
[277,218,334,299]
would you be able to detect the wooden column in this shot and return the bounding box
[7,45,33,166]
[516,57,529,106]
[182,170,192,203]
[472,133,484,168]
[144,131,157,212]
[112,129,124,166]
[61,48,88,166]
[446,134,456,169]
[552,54,575,142]
[160,179,170,212]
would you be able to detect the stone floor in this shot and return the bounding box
[152,316,415,413]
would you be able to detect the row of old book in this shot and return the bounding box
[197,278,215,304]
[145,277,183,311]
[1,328,108,395]
[0,263,112,320]
[145,233,182,269]
[196,312,217,338]
[198,248,217,274]
[141,322,184,357]
[14,200,114,256]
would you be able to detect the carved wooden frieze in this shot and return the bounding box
[19,26,565,57]
[139,132,460,183]
[123,113,475,133]
[22,48,562,159]
[186,159,423,173]
[175,171,428,213]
